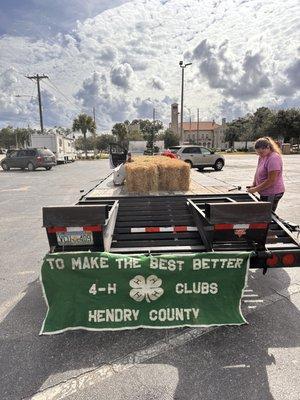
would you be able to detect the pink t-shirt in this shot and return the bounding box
[255,152,285,196]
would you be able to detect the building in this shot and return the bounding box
[169,103,227,149]
[170,103,179,135]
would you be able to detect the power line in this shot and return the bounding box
[47,78,82,112]
[41,80,81,125]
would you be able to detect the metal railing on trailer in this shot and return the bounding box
[42,190,300,272]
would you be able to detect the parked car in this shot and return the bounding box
[0,148,56,171]
[168,145,225,170]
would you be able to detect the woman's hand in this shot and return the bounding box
[247,186,257,194]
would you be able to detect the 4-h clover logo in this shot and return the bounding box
[129,275,164,303]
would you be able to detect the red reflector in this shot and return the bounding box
[282,253,295,266]
[266,254,278,267]
[214,224,233,230]
[174,226,187,232]
[250,223,268,229]
[83,225,102,232]
[145,227,160,233]
[47,226,67,233]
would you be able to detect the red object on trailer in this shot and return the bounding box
[162,150,178,159]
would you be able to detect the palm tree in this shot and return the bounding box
[72,114,96,158]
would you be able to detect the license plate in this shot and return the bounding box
[56,231,94,246]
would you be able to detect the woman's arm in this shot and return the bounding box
[247,170,280,194]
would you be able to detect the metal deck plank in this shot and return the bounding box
[113,232,200,240]
[111,238,202,247]
[115,219,195,228]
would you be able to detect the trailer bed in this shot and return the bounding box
[43,171,300,270]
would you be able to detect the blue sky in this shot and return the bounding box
[0,1,128,38]
[0,0,299,130]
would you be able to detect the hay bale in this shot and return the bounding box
[124,155,190,192]
[125,161,158,192]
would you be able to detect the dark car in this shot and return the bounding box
[0,148,56,171]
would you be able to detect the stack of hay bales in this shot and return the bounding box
[125,156,190,193]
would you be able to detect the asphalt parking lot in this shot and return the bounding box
[0,155,299,400]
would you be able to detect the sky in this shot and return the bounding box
[0,0,299,131]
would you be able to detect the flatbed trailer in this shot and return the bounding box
[43,171,300,272]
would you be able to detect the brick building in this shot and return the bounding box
[169,103,227,149]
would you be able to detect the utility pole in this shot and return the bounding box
[151,108,156,153]
[26,74,48,133]
[179,61,192,144]
[197,108,199,144]
[93,107,96,125]
[93,106,97,156]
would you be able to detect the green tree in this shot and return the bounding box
[139,119,163,150]
[128,129,143,141]
[75,136,94,151]
[225,118,244,148]
[14,127,31,148]
[95,134,115,153]
[72,113,96,158]
[0,126,16,149]
[273,109,300,142]
[111,123,129,148]
[163,128,180,148]
[252,107,275,138]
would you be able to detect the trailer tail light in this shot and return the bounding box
[266,254,279,267]
[282,253,295,267]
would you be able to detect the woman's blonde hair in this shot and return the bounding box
[254,136,282,154]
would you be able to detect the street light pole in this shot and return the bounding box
[179,61,192,143]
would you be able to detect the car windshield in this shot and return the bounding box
[169,147,181,154]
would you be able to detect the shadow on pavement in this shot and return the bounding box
[0,279,172,400]
[0,268,299,400]
[166,268,300,400]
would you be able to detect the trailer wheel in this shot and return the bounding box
[27,162,35,171]
[214,159,224,171]
[1,162,10,171]
[45,166,52,170]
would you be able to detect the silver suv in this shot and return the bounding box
[169,145,225,171]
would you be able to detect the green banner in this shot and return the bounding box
[40,251,251,334]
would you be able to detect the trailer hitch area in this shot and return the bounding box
[252,250,273,275]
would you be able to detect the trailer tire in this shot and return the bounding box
[27,162,35,171]
[1,162,10,171]
[214,159,224,171]
[45,166,52,170]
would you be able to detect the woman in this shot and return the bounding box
[247,137,285,211]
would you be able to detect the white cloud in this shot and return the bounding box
[151,77,166,90]
[275,58,300,96]
[0,0,299,129]
[110,63,134,90]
